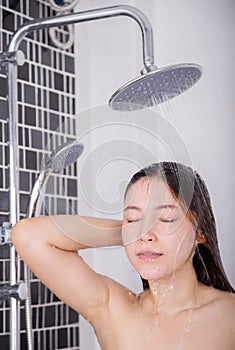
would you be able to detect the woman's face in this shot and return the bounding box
[122,177,197,281]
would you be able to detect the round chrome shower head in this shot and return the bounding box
[45,141,84,172]
[109,63,202,111]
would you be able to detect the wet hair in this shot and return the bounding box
[125,162,234,293]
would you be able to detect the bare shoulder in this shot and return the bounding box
[211,287,235,306]
[201,284,235,319]
[211,289,235,341]
[215,289,235,312]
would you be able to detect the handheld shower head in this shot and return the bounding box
[27,141,84,218]
[44,141,84,173]
[109,63,202,111]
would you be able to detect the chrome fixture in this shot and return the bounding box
[109,63,202,111]
[27,141,84,218]
[0,222,12,245]
[0,50,25,72]
[0,283,27,303]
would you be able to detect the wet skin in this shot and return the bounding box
[123,177,197,282]
[12,177,235,349]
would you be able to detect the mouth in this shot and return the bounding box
[136,251,163,261]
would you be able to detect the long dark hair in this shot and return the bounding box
[125,162,234,293]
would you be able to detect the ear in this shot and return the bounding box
[196,229,206,244]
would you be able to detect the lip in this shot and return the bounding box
[136,250,163,261]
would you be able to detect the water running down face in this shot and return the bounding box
[122,177,197,281]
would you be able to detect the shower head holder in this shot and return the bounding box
[0,50,25,71]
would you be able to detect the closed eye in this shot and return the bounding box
[160,218,178,223]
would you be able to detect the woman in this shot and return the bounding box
[12,162,235,349]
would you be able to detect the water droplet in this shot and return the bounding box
[151,280,159,296]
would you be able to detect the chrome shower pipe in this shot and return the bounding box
[7,61,21,350]
[6,5,156,349]
[7,5,155,69]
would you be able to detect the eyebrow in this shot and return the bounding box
[124,204,178,212]
[124,206,141,212]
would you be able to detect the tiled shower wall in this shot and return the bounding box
[0,0,80,348]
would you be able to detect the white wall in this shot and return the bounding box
[74,0,235,348]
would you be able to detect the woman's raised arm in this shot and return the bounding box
[11,215,122,320]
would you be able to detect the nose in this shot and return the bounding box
[139,230,158,242]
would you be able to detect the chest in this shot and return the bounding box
[98,308,233,350]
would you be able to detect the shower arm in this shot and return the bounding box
[7,5,156,70]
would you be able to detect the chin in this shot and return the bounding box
[139,266,166,281]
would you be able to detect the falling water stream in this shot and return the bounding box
[129,74,217,348]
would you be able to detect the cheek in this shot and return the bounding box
[122,222,142,246]
[124,243,133,258]
[124,244,137,267]
[169,229,196,264]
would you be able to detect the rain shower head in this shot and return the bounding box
[45,141,84,173]
[109,63,202,111]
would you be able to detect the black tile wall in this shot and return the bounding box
[0,100,7,119]
[31,130,43,149]
[18,62,29,81]
[0,169,3,188]
[0,335,9,349]
[0,1,80,349]
[0,77,6,97]
[68,178,78,197]
[25,106,37,126]
[24,84,36,105]
[25,150,37,170]
[0,191,9,212]
[19,171,30,192]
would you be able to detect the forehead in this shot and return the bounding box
[124,177,176,208]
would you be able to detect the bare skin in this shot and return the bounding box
[11,178,235,350]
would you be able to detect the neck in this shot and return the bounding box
[148,262,201,315]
